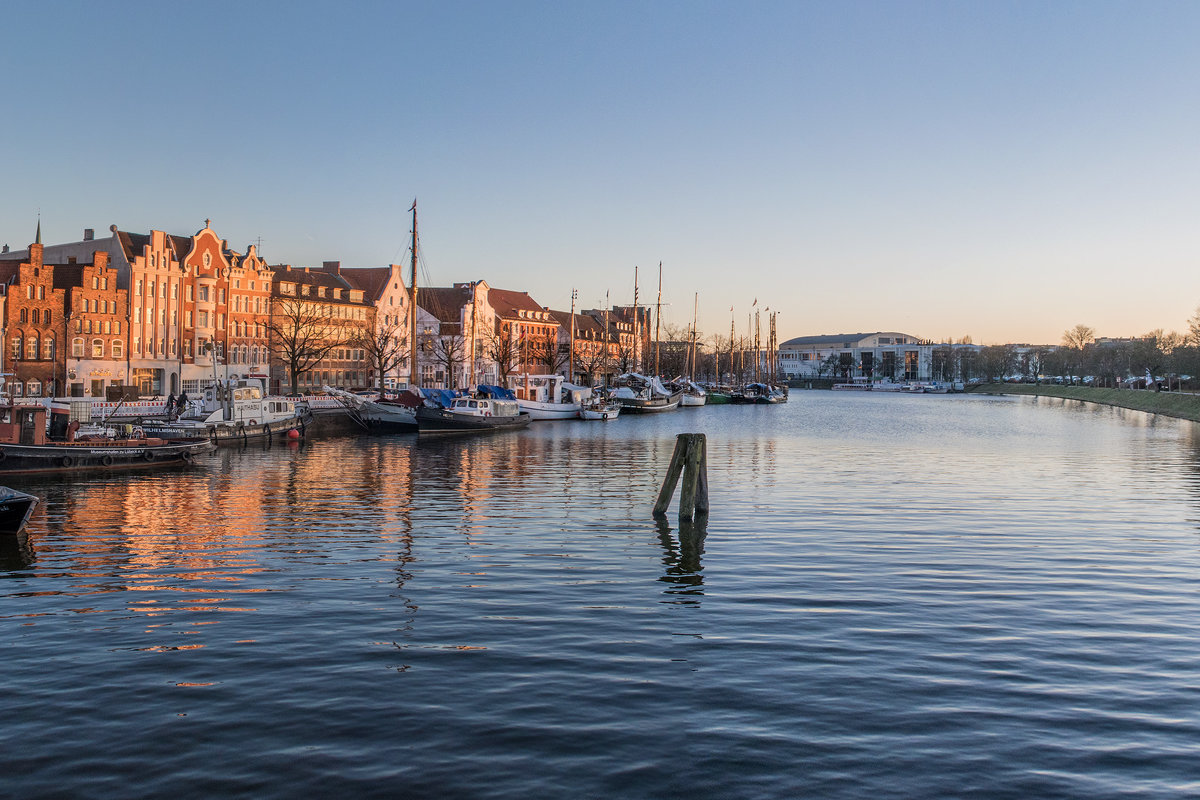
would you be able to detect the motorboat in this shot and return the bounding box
[578,396,621,421]
[136,378,312,445]
[324,386,420,433]
[507,374,593,420]
[416,385,532,435]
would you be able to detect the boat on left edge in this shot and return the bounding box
[0,399,215,474]
[127,378,312,445]
[0,486,38,533]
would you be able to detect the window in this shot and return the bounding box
[43,338,54,360]
[37,285,44,299]
[18,309,26,323]
[25,380,39,397]
[198,311,208,328]
[136,279,143,296]
[44,310,51,325]
[134,337,141,356]
[92,339,104,358]
[198,286,209,302]
[161,283,167,299]
[25,286,31,299]
[72,338,84,357]
[187,285,193,301]
[91,277,99,290]
[134,307,141,323]
[26,337,37,360]
[111,340,123,359]
[186,311,192,327]
[114,322,120,335]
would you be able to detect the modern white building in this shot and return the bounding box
[778,332,985,382]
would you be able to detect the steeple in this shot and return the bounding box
[35,217,41,245]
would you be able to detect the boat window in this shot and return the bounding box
[468,401,478,408]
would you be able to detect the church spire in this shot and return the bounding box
[35,216,41,245]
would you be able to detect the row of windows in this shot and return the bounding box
[11,336,56,360]
[17,309,51,324]
[75,319,121,335]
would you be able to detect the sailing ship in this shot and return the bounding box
[507,374,593,420]
[612,373,682,413]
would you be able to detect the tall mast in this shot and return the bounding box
[689,292,698,379]
[633,265,640,373]
[729,308,735,385]
[408,199,419,388]
[568,288,576,382]
[754,308,761,383]
[604,291,610,387]
[654,261,662,377]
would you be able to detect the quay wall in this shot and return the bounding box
[966,383,1200,423]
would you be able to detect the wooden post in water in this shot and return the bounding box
[654,433,709,521]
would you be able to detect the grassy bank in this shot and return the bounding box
[965,383,1200,423]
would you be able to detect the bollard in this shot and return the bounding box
[654,433,709,521]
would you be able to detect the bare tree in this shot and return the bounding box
[351,315,409,392]
[482,326,521,382]
[430,333,466,389]
[267,295,352,394]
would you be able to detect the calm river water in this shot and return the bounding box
[4,392,1200,798]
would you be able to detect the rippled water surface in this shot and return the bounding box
[4,393,1200,798]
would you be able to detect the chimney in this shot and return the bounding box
[83,228,94,241]
[322,260,341,274]
[1,245,8,254]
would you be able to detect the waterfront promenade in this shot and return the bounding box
[967,383,1200,423]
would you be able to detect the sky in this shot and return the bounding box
[3,0,1199,346]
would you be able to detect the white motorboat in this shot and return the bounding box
[507,374,593,420]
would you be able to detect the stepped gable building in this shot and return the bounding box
[267,261,373,395]
[487,287,559,378]
[0,241,126,398]
[2,222,276,396]
[57,253,128,399]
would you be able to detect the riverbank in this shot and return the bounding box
[965,383,1200,423]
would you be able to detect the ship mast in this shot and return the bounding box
[568,288,577,383]
[688,292,698,379]
[654,261,662,377]
[408,199,419,388]
[633,265,640,373]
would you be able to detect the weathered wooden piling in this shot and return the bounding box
[653,433,709,521]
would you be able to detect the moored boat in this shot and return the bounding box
[0,401,215,474]
[416,386,531,435]
[134,378,312,445]
[612,373,682,413]
[578,396,621,421]
[324,386,420,433]
[0,486,38,533]
[507,374,593,420]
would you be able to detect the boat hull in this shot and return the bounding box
[415,407,532,436]
[516,400,583,421]
[578,406,621,421]
[679,393,707,407]
[0,487,38,533]
[140,410,312,446]
[0,439,216,474]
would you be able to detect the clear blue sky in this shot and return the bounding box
[4,0,1199,345]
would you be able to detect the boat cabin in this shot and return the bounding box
[0,404,47,446]
[448,397,520,418]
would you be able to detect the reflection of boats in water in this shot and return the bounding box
[416,386,532,436]
[612,373,681,413]
[0,401,214,474]
[136,379,312,445]
[0,486,38,533]
[508,374,593,420]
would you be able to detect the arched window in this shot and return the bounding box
[43,337,54,360]
[37,285,44,300]
[27,336,37,360]
[26,380,40,397]
[30,309,39,324]
[18,309,26,323]
[72,338,84,357]
[10,382,22,397]
[92,339,104,358]
[112,340,123,359]
[44,310,51,325]
[11,336,20,360]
